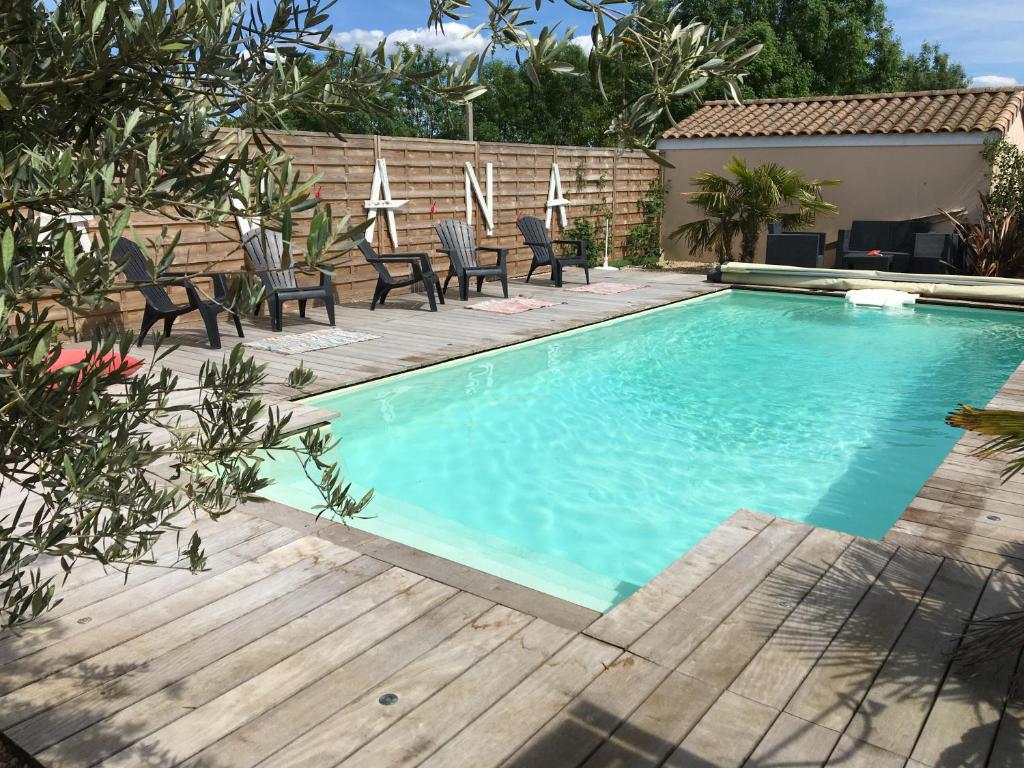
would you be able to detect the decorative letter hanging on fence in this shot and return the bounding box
[364,159,408,245]
[464,162,494,235]
[545,163,570,229]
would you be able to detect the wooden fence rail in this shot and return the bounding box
[66,131,660,336]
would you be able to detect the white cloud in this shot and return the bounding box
[333,22,488,59]
[971,74,1019,87]
[571,35,594,56]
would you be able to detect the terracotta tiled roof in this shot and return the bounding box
[661,87,1024,140]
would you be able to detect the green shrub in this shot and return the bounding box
[564,218,601,267]
[624,178,669,268]
[983,138,1024,214]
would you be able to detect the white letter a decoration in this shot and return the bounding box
[364,159,408,246]
[545,163,570,229]
[464,162,495,236]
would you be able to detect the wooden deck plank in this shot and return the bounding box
[785,547,943,733]
[677,527,852,692]
[412,636,620,768]
[579,670,719,768]
[666,691,779,768]
[98,579,459,767]
[0,516,285,665]
[910,571,1024,768]
[843,558,989,758]
[745,712,841,767]
[336,619,575,768]
[0,526,311,707]
[500,652,667,768]
[37,566,426,768]
[728,538,896,710]
[180,591,494,767]
[826,735,907,768]
[629,518,812,668]
[256,605,533,768]
[584,510,771,649]
[12,555,388,758]
[987,651,1024,768]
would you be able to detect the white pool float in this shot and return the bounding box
[845,288,919,308]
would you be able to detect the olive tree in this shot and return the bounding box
[0,0,759,630]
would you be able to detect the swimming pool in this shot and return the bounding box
[261,290,1024,611]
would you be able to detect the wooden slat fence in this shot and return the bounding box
[63,131,660,337]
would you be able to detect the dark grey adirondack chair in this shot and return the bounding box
[434,220,508,301]
[356,238,444,311]
[113,237,243,350]
[516,215,589,287]
[241,227,335,332]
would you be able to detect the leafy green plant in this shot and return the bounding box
[624,178,669,268]
[0,0,759,631]
[942,195,1024,278]
[671,156,839,264]
[564,218,599,268]
[983,138,1024,215]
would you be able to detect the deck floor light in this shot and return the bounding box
[379,693,399,706]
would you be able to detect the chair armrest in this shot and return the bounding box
[838,229,851,256]
[476,246,507,267]
[551,239,585,246]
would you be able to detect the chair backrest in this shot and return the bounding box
[435,220,478,270]
[765,233,822,268]
[848,220,930,252]
[355,237,393,281]
[112,237,177,312]
[241,227,297,292]
[913,232,950,260]
[516,216,554,266]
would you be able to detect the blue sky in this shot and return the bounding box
[330,0,1022,88]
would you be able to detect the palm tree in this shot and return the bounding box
[671,156,839,264]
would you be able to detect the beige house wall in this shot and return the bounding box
[658,134,1005,265]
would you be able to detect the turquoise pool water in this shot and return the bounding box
[262,291,1024,610]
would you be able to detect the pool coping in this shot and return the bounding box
[246,279,1024,631]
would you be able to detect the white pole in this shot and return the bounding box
[595,216,618,271]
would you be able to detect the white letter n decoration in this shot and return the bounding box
[364,159,407,246]
[464,162,494,236]
[545,162,569,229]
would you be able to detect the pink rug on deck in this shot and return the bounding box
[466,297,562,314]
[566,282,645,294]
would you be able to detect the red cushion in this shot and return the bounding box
[47,349,144,378]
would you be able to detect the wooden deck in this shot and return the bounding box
[2,272,1024,766]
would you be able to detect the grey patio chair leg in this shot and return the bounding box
[500,274,509,298]
[553,262,563,288]
[163,316,175,337]
[198,306,222,349]
[299,299,307,318]
[371,280,387,310]
[442,271,456,296]
[137,305,161,347]
[325,293,336,326]
[231,312,244,338]
[269,297,283,332]
[476,276,484,294]
[459,273,469,302]
[584,265,590,284]
[526,259,539,283]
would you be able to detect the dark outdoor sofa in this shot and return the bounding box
[836,220,932,272]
